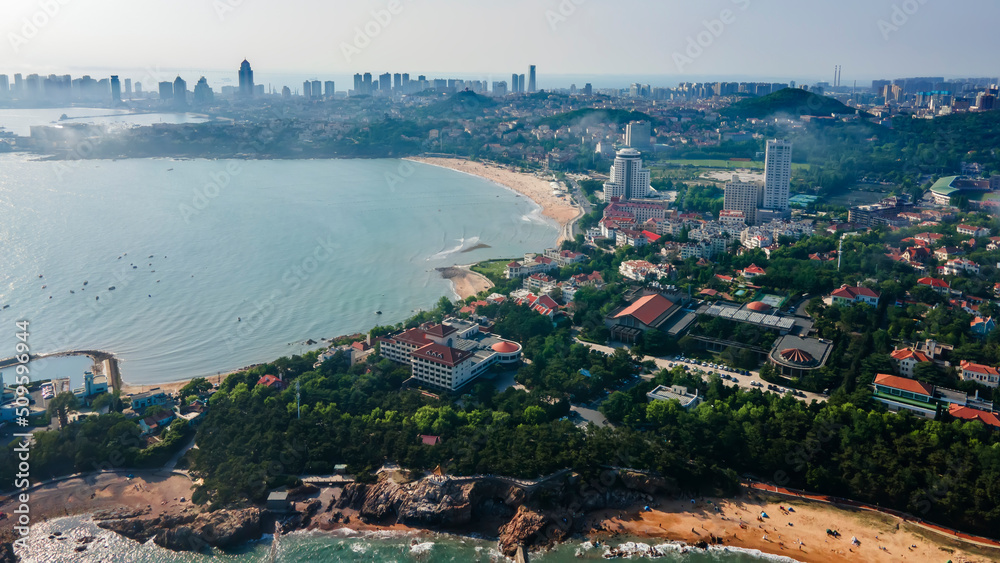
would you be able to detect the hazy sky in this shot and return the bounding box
[2,0,997,86]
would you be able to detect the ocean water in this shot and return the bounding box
[0,108,208,137]
[19,515,800,563]
[0,152,557,384]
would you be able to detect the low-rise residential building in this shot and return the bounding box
[960,360,1000,388]
[957,224,990,238]
[504,254,559,279]
[890,348,931,378]
[739,264,767,279]
[619,260,657,281]
[971,316,996,337]
[257,374,285,390]
[543,248,587,266]
[949,404,1000,429]
[917,277,950,293]
[129,390,168,412]
[647,385,701,409]
[827,284,881,307]
[943,258,980,276]
[139,411,175,435]
[718,210,747,232]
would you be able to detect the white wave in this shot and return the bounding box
[707,544,805,562]
[410,540,435,555]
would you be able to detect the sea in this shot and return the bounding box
[1,109,558,384]
[19,515,801,563]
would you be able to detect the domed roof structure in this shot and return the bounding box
[492,341,520,354]
[779,348,816,365]
[747,301,772,312]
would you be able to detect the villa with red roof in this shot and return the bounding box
[971,316,996,337]
[872,373,937,418]
[917,277,950,293]
[942,258,980,276]
[960,360,1000,388]
[890,348,930,378]
[504,253,559,279]
[957,224,990,238]
[605,293,681,343]
[827,284,880,307]
[257,374,285,390]
[948,404,1000,429]
[739,264,766,279]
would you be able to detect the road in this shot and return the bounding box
[574,338,827,404]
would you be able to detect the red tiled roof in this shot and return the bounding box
[535,295,559,310]
[396,328,432,347]
[420,435,442,445]
[874,373,933,396]
[423,323,457,338]
[949,404,1000,429]
[891,349,930,362]
[830,285,881,300]
[507,261,522,268]
[411,343,473,367]
[917,277,949,288]
[257,374,284,388]
[491,341,520,354]
[614,294,673,326]
[642,230,661,242]
[747,301,771,312]
[960,360,1000,376]
[743,264,766,275]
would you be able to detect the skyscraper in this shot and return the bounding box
[519,74,526,93]
[492,81,507,96]
[173,76,187,105]
[528,65,536,92]
[723,175,761,226]
[135,82,143,97]
[303,81,311,98]
[393,73,401,92]
[761,139,792,212]
[353,73,363,95]
[238,60,254,98]
[311,80,321,98]
[110,75,121,104]
[511,74,519,94]
[324,81,335,99]
[158,81,173,101]
[363,73,373,95]
[193,77,214,105]
[124,78,132,99]
[584,83,593,96]
[602,149,651,202]
[625,122,652,152]
[0,75,8,98]
[379,73,391,93]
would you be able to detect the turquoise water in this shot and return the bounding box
[0,153,557,384]
[19,515,799,562]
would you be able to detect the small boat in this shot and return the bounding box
[2,305,9,309]
[83,281,88,285]
[41,285,46,289]
[70,290,75,294]
[149,255,154,258]
[376,310,382,315]
[108,286,116,291]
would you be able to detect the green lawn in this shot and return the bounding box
[472,259,513,280]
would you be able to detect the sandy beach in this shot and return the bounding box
[589,489,1000,562]
[408,157,583,244]
[436,265,494,300]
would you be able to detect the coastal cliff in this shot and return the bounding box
[96,507,264,552]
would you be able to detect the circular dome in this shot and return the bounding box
[492,341,520,354]
[747,301,772,312]
[780,348,815,365]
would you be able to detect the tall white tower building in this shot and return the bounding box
[761,139,792,212]
[603,149,651,202]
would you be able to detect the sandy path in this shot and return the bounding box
[437,266,494,300]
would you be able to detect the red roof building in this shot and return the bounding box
[874,373,934,396]
[257,374,285,390]
[829,284,881,306]
[741,264,766,278]
[948,404,1000,429]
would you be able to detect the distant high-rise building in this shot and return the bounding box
[584,83,593,96]
[12,74,23,98]
[625,121,653,152]
[324,81,335,99]
[311,80,321,98]
[723,175,762,226]
[528,65,536,92]
[363,73,373,95]
[135,82,143,97]
[761,140,792,213]
[281,86,291,99]
[173,76,187,105]
[110,75,121,104]
[378,73,391,93]
[602,149,651,202]
[238,60,254,98]
[401,73,410,93]
[519,74,526,93]
[511,74,519,94]
[158,81,173,101]
[393,73,401,91]
[302,81,311,98]
[492,81,508,96]
[353,73,363,95]
[193,77,214,105]
[124,78,132,98]
[0,74,8,98]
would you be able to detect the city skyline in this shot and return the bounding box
[2,0,999,82]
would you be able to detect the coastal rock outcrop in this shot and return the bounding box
[497,505,553,557]
[97,507,264,552]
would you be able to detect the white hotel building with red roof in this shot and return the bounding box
[377,318,522,391]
